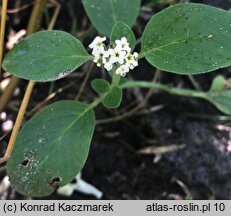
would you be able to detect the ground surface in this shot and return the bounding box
[0,0,231,200]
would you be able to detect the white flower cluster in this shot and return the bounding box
[89,36,138,77]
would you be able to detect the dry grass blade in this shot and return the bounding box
[0,81,35,163]
[75,62,94,100]
[171,177,191,198]
[0,0,49,113]
[0,0,8,74]
[6,29,26,49]
[0,76,19,113]
[0,0,49,164]
[27,81,75,117]
[0,132,9,142]
[216,124,231,132]
[137,144,186,155]
[47,0,61,30]
[7,2,34,13]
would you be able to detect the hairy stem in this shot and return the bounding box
[111,70,121,86]
[121,81,207,99]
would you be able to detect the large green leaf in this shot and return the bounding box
[2,31,92,82]
[141,3,231,74]
[82,0,141,37]
[110,22,136,51]
[7,101,95,197]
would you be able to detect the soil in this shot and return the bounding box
[0,0,231,200]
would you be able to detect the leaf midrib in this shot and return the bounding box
[33,105,94,178]
[141,34,211,57]
[109,0,117,24]
[16,54,92,60]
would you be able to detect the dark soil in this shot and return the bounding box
[0,0,231,200]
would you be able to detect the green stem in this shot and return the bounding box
[88,97,103,110]
[111,71,121,86]
[121,81,207,99]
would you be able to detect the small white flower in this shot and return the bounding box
[102,50,114,70]
[104,62,113,71]
[115,37,131,53]
[116,64,130,77]
[89,36,106,49]
[125,52,138,69]
[102,50,110,64]
[133,52,138,59]
[92,45,105,57]
[108,48,126,64]
[92,46,105,65]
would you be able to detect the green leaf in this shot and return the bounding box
[209,75,226,92]
[82,0,141,37]
[141,3,231,75]
[7,101,95,197]
[102,86,122,109]
[91,79,110,94]
[2,30,92,82]
[208,91,231,115]
[208,76,231,114]
[110,22,136,51]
